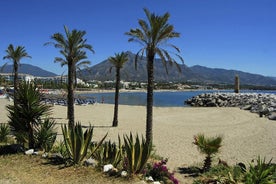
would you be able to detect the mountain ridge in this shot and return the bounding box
[80,52,276,86]
[0,63,57,77]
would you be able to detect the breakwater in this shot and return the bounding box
[185,93,276,120]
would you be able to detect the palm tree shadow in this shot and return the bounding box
[178,166,202,177]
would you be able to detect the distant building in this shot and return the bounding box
[0,73,35,82]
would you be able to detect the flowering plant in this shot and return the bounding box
[144,158,179,184]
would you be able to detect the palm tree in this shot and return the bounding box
[125,8,183,144]
[45,26,94,129]
[109,52,128,127]
[3,44,31,106]
[193,134,223,172]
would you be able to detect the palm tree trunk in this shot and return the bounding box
[203,155,212,172]
[67,63,75,129]
[13,62,19,106]
[112,67,120,127]
[146,53,154,144]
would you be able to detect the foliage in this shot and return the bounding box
[92,137,123,168]
[50,140,68,158]
[144,159,179,184]
[245,156,275,184]
[0,124,10,143]
[62,122,107,165]
[62,122,93,165]
[125,8,183,144]
[6,82,52,149]
[123,133,152,175]
[34,118,57,152]
[193,134,223,172]
[45,25,94,128]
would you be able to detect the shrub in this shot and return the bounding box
[245,156,275,184]
[193,134,223,172]
[6,82,52,149]
[123,132,152,175]
[0,123,10,143]
[34,118,57,152]
[144,159,179,184]
[62,122,107,165]
[92,136,123,168]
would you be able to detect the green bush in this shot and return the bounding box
[0,124,10,143]
[92,136,123,168]
[6,82,52,149]
[62,122,107,165]
[34,118,57,152]
[245,156,275,184]
[193,134,223,172]
[123,132,152,175]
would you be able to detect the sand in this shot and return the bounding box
[1,98,275,183]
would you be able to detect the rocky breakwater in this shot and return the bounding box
[185,93,276,120]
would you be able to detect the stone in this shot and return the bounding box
[268,113,276,120]
[25,149,34,155]
[103,164,114,172]
[84,158,97,167]
[121,171,128,177]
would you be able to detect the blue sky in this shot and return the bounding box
[1,0,275,77]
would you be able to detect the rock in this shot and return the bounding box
[145,176,154,182]
[84,158,97,167]
[268,113,276,120]
[241,105,252,110]
[25,149,34,155]
[121,171,128,177]
[103,164,114,172]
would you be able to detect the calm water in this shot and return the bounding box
[82,90,276,107]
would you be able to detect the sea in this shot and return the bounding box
[82,90,276,107]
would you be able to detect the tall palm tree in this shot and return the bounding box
[125,8,183,144]
[193,134,223,172]
[45,26,94,128]
[109,52,128,127]
[3,44,31,106]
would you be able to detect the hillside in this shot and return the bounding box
[80,52,276,86]
[0,64,57,77]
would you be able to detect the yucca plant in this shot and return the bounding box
[123,132,152,175]
[6,82,52,149]
[0,124,10,143]
[193,134,223,172]
[62,122,93,165]
[34,118,57,152]
[92,136,123,168]
[245,156,275,184]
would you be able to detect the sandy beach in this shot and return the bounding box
[1,98,275,183]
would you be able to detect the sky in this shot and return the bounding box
[0,0,275,77]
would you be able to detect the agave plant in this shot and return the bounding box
[123,132,152,175]
[245,156,275,184]
[193,134,223,172]
[34,118,57,152]
[62,122,107,165]
[0,123,10,143]
[92,136,123,168]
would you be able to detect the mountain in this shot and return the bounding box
[189,65,276,86]
[80,51,201,82]
[80,52,276,86]
[0,63,57,77]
